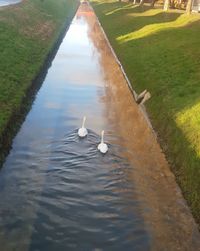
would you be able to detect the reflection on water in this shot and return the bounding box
[0,0,21,7]
[0,4,150,251]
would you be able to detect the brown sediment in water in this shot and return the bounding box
[79,3,200,250]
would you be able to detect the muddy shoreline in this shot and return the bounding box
[0,3,79,167]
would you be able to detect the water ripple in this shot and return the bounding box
[26,130,150,250]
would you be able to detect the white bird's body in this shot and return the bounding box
[98,130,108,154]
[78,116,88,138]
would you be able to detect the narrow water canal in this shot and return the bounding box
[0,3,199,251]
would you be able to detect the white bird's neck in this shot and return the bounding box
[82,116,86,128]
[101,130,104,144]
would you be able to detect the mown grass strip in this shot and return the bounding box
[91,0,200,225]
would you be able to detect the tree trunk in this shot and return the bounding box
[133,0,137,4]
[163,0,170,10]
[186,0,193,13]
[171,0,175,8]
[140,0,145,6]
[178,0,182,9]
[151,0,156,7]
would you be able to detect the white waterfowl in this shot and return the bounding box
[98,130,108,154]
[78,116,88,138]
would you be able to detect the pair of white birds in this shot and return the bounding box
[78,116,108,154]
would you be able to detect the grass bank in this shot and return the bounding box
[91,0,200,225]
[0,0,78,163]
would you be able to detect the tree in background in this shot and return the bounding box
[151,0,157,7]
[131,0,194,13]
[186,0,193,13]
[163,0,170,10]
[140,0,145,6]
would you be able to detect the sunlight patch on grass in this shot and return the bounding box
[105,4,135,16]
[117,14,200,42]
[175,102,200,157]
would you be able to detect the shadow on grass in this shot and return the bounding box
[119,18,200,111]
[92,1,182,39]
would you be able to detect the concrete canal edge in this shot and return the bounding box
[90,4,155,134]
[0,2,80,167]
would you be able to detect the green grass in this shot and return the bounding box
[0,0,78,137]
[91,0,200,225]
